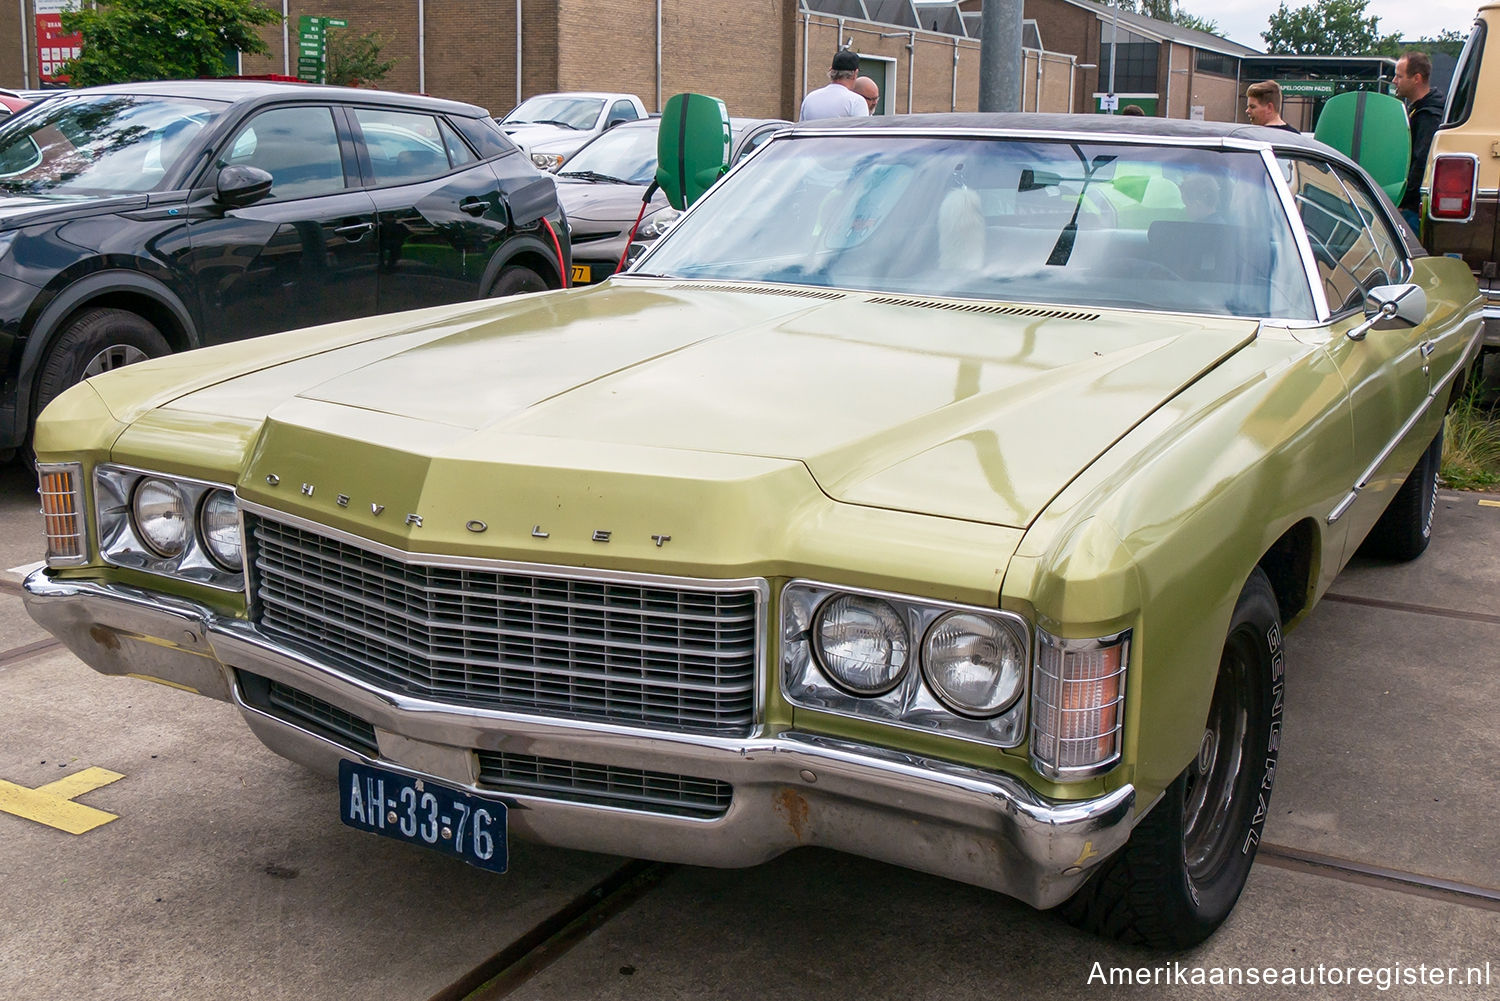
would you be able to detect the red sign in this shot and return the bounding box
[36,12,83,84]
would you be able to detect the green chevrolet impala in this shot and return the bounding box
[22,115,1484,947]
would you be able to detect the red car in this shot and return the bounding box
[0,92,32,121]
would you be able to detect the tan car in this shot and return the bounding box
[1424,2,1500,348]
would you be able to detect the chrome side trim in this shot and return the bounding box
[1327,327,1480,524]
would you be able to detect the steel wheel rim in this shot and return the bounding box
[1182,634,1254,881]
[81,344,149,378]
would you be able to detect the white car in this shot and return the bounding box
[499,91,649,171]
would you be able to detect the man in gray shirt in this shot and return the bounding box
[800,49,870,121]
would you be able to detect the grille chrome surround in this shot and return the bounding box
[476,750,732,819]
[243,507,765,736]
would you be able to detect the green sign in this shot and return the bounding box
[1277,79,1337,97]
[295,15,348,83]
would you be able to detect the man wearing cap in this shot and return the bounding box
[800,49,870,121]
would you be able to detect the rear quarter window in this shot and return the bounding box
[1443,21,1485,128]
[452,116,519,160]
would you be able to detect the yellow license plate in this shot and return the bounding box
[570,264,591,284]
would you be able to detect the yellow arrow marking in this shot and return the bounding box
[1070,839,1100,868]
[0,766,124,834]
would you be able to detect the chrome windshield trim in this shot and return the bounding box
[1263,147,1334,323]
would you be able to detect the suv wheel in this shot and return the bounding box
[35,308,170,418]
[487,265,548,297]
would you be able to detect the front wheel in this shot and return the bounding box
[34,308,170,419]
[1059,568,1282,948]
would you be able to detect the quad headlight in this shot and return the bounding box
[131,478,189,557]
[95,466,243,589]
[814,594,910,695]
[783,581,1031,748]
[922,611,1027,717]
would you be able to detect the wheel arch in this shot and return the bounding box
[1256,517,1320,629]
[479,234,565,292]
[12,271,198,444]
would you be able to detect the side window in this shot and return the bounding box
[438,119,477,167]
[1282,157,1388,313]
[354,108,451,185]
[1332,166,1407,284]
[1444,22,1485,128]
[453,116,518,160]
[607,100,639,126]
[223,106,345,200]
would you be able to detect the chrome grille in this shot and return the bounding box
[246,515,760,735]
[476,750,731,818]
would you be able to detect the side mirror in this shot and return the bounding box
[1346,284,1427,341]
[215,164,273,208]
[655,92,730,210]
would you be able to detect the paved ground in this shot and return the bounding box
[1,459,1497,1001]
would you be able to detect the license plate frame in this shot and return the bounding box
[338,759,508,873]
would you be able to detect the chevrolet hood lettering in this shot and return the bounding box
[159,285,1258,529]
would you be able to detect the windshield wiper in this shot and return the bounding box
[559,169,632,184]
[529,118,579,130]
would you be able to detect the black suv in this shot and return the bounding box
[0,80,571,460]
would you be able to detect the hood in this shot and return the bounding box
[0,191,142,228]
[556,177,666,223]
[157,282,1256,529]
[501,124,590,153]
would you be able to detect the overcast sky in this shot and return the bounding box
[1189,0,1478,49]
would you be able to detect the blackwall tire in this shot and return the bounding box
[34,308,170,421]
[486,265,548,297]
[1059,568,1282,948]
[1360,426,1442,562]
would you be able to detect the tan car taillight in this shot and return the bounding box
[38,462,87,566]
[1429,154,1479,222]
[1030,630,1129,780]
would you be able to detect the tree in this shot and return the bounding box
[326,28,397,88]
[1261,0,1400,56]
[60,0,281,86]
[1114,0,1221,35]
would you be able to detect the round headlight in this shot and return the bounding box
[813,595,910,696]
[131,478,188,557]
[199,489,242,571]
[922,612,1027,717]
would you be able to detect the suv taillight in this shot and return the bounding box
[1429,154,1478,221]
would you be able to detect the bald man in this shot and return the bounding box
[852,76,879,114]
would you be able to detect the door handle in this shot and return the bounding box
[459,198,487,217]
[1420,340,1436,357]
[334,221,374,239]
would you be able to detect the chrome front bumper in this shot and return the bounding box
[23,569,1140,909]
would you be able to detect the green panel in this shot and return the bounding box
[1313,91,1411,204]
[655,93,730,210]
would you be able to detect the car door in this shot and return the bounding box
[185,104,378,344]
[350,106,513,312]
[1282,155,1441,560]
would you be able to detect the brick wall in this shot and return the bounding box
[1,3,22,88]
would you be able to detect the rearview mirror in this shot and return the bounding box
[1346,284,1427,341]
[215,164,273,208]
[656,93,730,210]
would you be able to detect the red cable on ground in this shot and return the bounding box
[616,197,652,276]
[541,217,568,288]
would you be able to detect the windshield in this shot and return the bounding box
[502,96,604,130]
[638,135,1316,319]
[0,94,225,195]
[561,124,658,183]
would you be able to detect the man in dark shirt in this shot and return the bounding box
[1244,81,1300,132]
[1394,51,1446,230]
